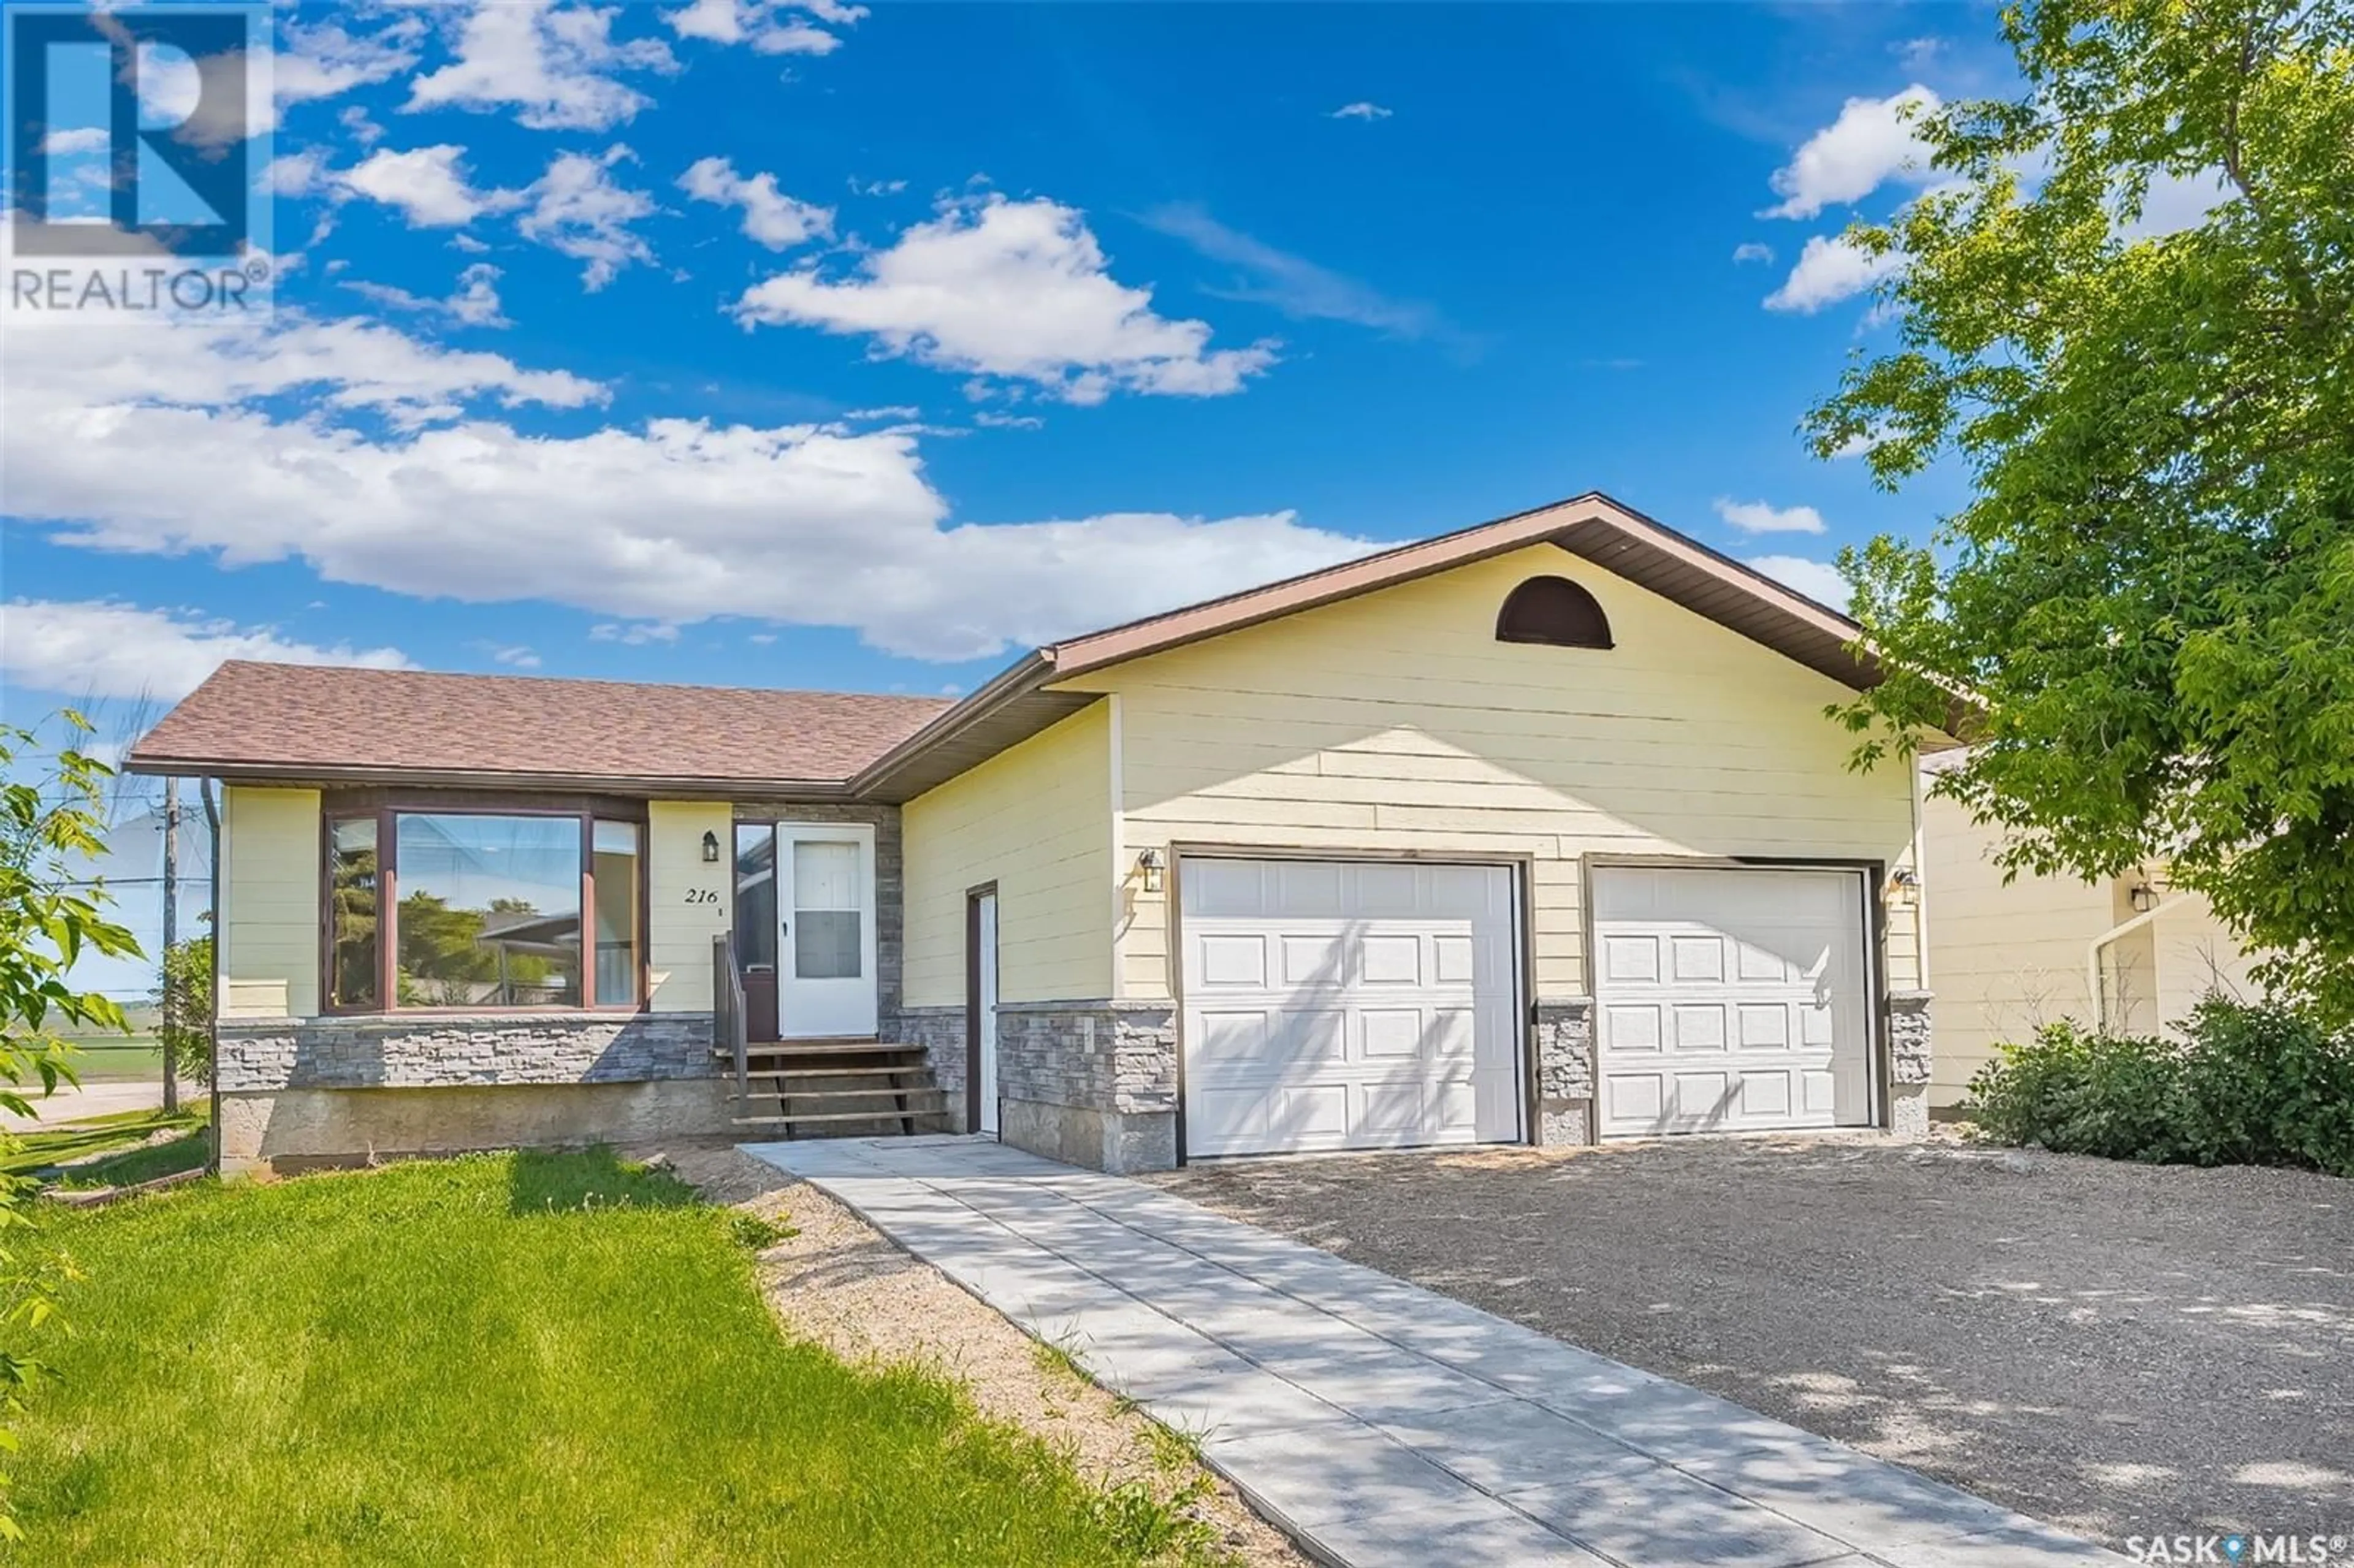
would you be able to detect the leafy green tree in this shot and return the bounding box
[0,715,143,1537]
[154,931,215,1085]
[1809,0,2354,1016]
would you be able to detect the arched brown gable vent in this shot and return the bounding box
[1495,576,1613,649]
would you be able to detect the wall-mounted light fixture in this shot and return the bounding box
[701,829,722,864]
[1884,867,1919,907]
[1136,847,1164,894]
[2128,881,2159,914]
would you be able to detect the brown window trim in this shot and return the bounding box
[319,797,651,1018]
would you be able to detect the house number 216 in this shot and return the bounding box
[682,888,719,904]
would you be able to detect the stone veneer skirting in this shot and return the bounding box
[1534,995,1596,1147]
[1887,989,1935,1137]
[889,999,1178,1171]
[215,1011,717,1094]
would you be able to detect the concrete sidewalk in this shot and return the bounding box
[744,1136,2126,1568]
[1,1079,167,1127]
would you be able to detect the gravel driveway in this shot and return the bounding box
[1153,1135,2354,1550]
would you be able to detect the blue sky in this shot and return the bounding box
[2,0,2015,752]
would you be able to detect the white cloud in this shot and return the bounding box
[1714,497,1827,535]
[340,104,386,148]
[482,642,542,668]
[39,127,110,156]
[405,0,677,132]
[1745,555,1851,612]
[1765,234,1902,313]
[275,17,424,115]
[345,264,511,329]
[0,600,411,702]
[734,195,1277,403]
[678,156,832,250]
[1762,86,1940,220]
[1330,102,1393,121]
[519,147,657,291]
[1731,242,1775,265]
[341,145,522,227]
[589,621,681,645]
[1142,204,1460,345]
[2,314,1369,662]
[2121,167,2233,240]
[973,411,1043,430]
[661,0,859,53]
[849,176,907,197]
[1892,37,1945,72]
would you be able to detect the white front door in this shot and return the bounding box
[777,823,878,1038]
[1591,865,1873,1138]
[1180,856,1522,1158]
[975,890,999,1135]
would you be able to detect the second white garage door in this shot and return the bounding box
[1180,857,1522,1158]
[1592,865,1874,1138]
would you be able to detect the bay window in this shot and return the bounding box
[321,801,646,1013]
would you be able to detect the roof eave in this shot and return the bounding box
[122,756,859,801]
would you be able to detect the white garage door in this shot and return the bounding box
[1592,866,1873,1138]
[1181,858,1522,1158]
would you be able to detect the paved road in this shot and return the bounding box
[751,1135,2123,1568]
[1157,1135,2354,1551]
[1,1079,167,1126]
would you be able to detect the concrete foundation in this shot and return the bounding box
[216,1078,736,1176]
[999,1098,1176,1175]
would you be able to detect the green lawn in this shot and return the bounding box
[0,1108,208,1184]
[13,1152,1219,1566]
[54,1034,166,1083]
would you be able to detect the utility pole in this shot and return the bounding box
[161,777,179,1116]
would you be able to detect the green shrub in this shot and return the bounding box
[1968,998,2354,1177]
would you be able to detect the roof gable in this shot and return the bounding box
[853,492,1883,800]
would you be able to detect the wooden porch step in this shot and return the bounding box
[731,1086,948,1107]
[717,1040,928,1060]
[729,1109,951,1128]
[742,1065,932,1081]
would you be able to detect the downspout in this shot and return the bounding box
[2087,897,2189,1033]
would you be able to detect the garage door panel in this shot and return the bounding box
[1359,934,1423,985]
[1605,1002,1663,1052]
[1670,935,1725,983]
[1360,1007,1426,1060]
[1740,1070,1792,1117]
[1182,858,1522,1157]
[1594,866,1872,1138]
[1279,935,1343,987]
[1672,1003,1727,1052]
[1197,934,1268,988]
[1604,934,1661,982]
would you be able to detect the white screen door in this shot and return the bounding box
[779,824,877,1038]
[975,890,999,1135]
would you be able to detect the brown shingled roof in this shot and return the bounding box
[128,663,953,793]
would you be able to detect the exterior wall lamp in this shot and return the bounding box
[1136,847,1164,894]
[702,830,722,864]
[1884,867,1919,907]
[2128,881,2159,914]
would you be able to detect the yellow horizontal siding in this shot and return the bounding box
[219,786,320,1020]
[647,802,732,1014]
[1065,544,1920,1005]
[902,702,1114,1008]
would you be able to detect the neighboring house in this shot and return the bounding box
[1921,764,2263,1109]
[128,493,1948,1175]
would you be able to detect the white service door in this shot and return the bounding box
[778,824,878,1038]
[1181,858,1522,1158]
[1591,866,1873,1138]
[975,891,1000,1136]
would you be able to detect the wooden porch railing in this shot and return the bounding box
[714,933,749,1097]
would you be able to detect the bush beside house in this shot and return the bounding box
[1968,998,2354,1178]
